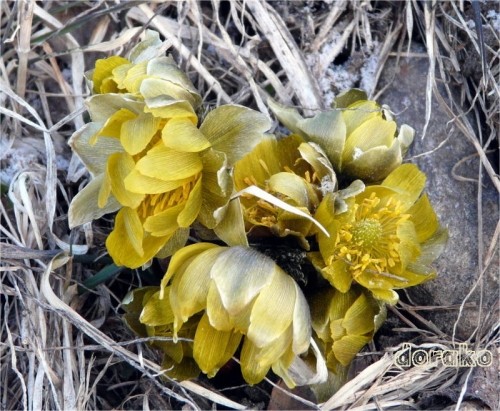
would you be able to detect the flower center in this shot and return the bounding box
[351,218,382,248]
[242,160,320,228]
[333,192,408,278]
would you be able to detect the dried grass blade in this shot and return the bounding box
[246,0,322,113]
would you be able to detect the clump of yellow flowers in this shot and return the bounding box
[69,31,447,397]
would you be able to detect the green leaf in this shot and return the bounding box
[78,263,124,294]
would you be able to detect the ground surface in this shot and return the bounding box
[1,1,499,410]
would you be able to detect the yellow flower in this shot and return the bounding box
[311,286,385,372]
[90,30,201,111]
[310,164,447,304]
[69,100,270,268]
[233,134,336,249]
[136,243,312,387]
[268,89,414,182]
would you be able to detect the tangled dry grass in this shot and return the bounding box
[1,1,498,410]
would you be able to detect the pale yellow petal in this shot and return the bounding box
[200,105,271,166]
[92,56,129,93]
[170,248,226,326]
[107,152,144,208]
[247,267,295,348]
[212,197,249,247]
[342,116,397,165]
[210,247,275,316]
[86,93,143,123]
[408,193,439,242]
[291,282,311,354]
[160,243,220,293]
[69,123,123,176]
[68,174,120,227]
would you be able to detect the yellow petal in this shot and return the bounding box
[206,283,234,331]
[86,93,143,123]
[121,60,148,92]
[247,267,295,348]
[298,142,336,182]
[107,152,144,208]
[291,282,311,354]
[254,326,292,367]
[200,105,271,166]
[122,286,159,315]
[93,108,136,143]
[140,290,175,326]
[106,209,167,268]
[143,203,183,237]
[177,177,202,227]
[170,248,226,326]
[397,220,421,267]
[369,288,399,305]
[98,167,112,208]
[342,100,380,135]
[68,174,120,228]
[234,135,303,193]
[309,289,334,342]
[297,110,346,169]
[268,172,312,207]
[382,164,426,209]
[146,56,201,102]
[332,335,371,366]
[342,292,377,336]
[193,313,242,377]
[334,89,368,109]
[198,149,232,229]
[135,144,203,181]
[240,338,271,384]
[213,197,249,247]
[343,140,403,182]
[210,247,275,316]
[143,99,197,123]
[322,259,353,293]
[125,169,191,194]
[408,193,439,242]
[92,56,129,93]
[160,243,220,293]
[120,112,162,155]
[162,117,211,152]
[161,355,200,382]
[119,207,144,256]
[140,77,199,109]
[342,116,397,165]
